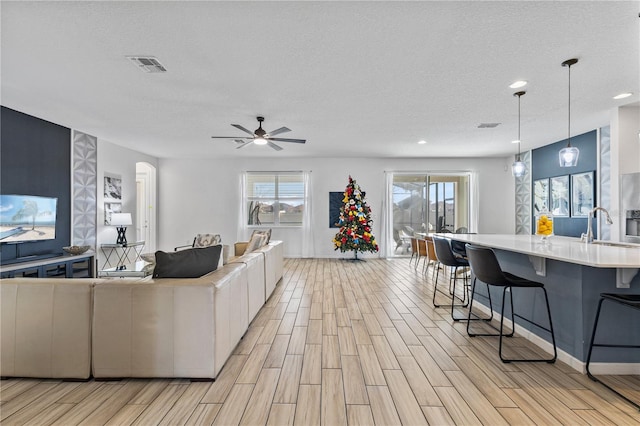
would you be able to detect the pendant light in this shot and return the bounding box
[559,58,579,167]
[512,91,526,177]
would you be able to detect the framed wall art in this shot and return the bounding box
[104,173,122,201]
[104,201,122,225]
[329,192,343,228]
[571,171,594,217]
[550,175,570,217]
[533,178,549,214]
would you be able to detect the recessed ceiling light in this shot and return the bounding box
[418,140,427,145]
[511,139,521,144]
[613,92,633,100]
[509,80,527,89]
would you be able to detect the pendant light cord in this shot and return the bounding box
[562,58,578,148]
[517,93,521,159]
[567,62,572,148]
[513,91,525,161]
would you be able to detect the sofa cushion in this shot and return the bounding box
[153,245,222,278]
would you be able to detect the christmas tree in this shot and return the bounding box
[332,176,379,259]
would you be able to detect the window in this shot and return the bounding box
[245,172,304,226]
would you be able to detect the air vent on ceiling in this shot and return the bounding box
[126,56,167,73]
[477,123,501,128]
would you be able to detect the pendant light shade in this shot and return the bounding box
[559,58,579,167]
[512,91,526,177]
[512,160,526,177]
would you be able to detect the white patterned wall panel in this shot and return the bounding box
[72,131,97,247]
[599,126,611,240]
[515,150,532,235]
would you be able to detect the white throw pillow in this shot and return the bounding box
[245,233,267,253]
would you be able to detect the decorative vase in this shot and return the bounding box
[535,209,554,242]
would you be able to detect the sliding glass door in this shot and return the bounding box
[390,172,470,256]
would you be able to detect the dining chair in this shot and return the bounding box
[415,238,429,273]
[409,237,419,266]
[424,236,440,280]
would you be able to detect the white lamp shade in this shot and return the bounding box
[110,212,132,226]
[559,146,580,167]
[253,137,268,145]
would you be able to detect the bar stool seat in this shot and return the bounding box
[586,293,640,410]
[465,244,557,363]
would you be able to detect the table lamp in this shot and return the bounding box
[111,213,132,245]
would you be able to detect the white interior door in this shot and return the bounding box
[136,162,157,253]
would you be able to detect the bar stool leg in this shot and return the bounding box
[585,297,640,411]
[499,286,556,364]
[466,277,495,333]
[585,297,605,380]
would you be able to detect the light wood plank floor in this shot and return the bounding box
[2,258,639,425]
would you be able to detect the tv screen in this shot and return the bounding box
[0,194,58,243]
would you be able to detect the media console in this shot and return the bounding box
[0,252,95,279]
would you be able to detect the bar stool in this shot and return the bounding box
[465,244,557,363]
[585,293,640,410]
[432,236,470,320]
[450,239,468,258]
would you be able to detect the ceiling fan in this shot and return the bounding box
[211,116,306,151]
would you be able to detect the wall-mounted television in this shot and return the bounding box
[0,194,58,243]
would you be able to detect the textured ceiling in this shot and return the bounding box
[1,1,638,159]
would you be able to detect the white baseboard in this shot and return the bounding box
[470,302,639,375]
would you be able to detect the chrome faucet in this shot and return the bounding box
[581,207,614,243]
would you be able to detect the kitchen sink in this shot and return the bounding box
[592,241,638,248]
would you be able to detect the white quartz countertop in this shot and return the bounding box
[443,234,640,268]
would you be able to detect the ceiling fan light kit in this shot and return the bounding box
[211,116,306,151]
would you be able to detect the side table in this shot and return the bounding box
[98,261,153,278]
[100,241,145,269]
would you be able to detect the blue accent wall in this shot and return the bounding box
[1,106,71,263]
[531,130,597,237]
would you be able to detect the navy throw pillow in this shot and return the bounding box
[153,245,222,278]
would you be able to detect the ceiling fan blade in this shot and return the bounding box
[267,141,283,151]
[236,141,254,149]
[231,124,256,136]
[234,139,246,145]
[266,127,291,137]
[211,136,251,139]
[269,137,306,144]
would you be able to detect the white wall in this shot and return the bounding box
[158,156,515,258]
[96,140,158,268]
[609,105,640,241]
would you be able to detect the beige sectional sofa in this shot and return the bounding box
[1,278,96,379]
[0,240,283,380]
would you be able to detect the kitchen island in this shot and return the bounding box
[444,234,640,373]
